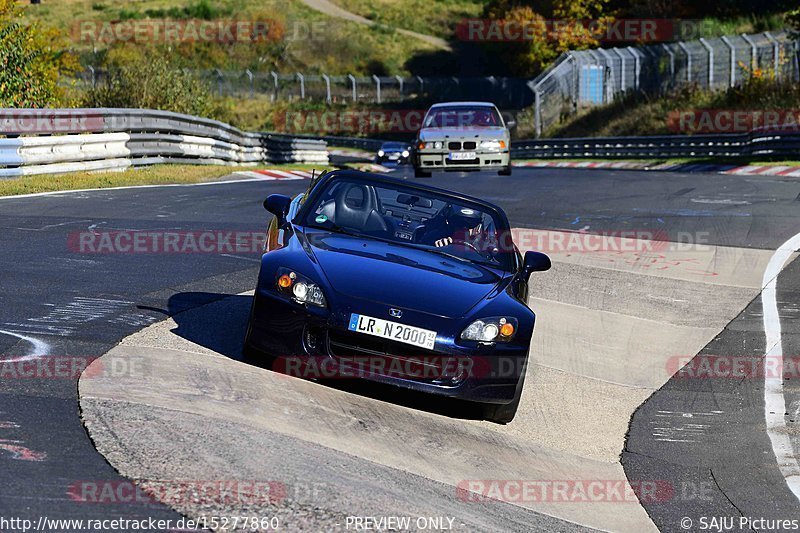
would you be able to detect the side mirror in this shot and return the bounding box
[263,194,291,221]
[522,251,551,279]
[506,120,517,129]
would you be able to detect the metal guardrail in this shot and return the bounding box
[319,130,800,161]
[511,129,800,159]
[0,108,328,178]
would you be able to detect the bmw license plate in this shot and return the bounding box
[449,151,476,161]
[348,313,436,350]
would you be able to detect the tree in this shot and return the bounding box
[83,49,214,117]
[481,0,613,77]
[0,0,78,107]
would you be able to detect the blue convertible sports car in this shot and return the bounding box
[244,169,550,423]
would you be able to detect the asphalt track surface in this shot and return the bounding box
[1,165,799,530]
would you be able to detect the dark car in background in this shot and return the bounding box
[375,142,412,166]
[244,169,551,423]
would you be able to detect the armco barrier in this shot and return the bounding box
[511,129,800,159]
[320,128,800,161]
[0,108,328,177]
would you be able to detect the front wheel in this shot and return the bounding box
[482,371,526,424]
[498,165,512,176]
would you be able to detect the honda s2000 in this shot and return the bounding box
[244,170,550,423]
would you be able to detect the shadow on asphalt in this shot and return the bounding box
[167,291,485,421]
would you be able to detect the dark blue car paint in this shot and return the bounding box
[245,170,538,405]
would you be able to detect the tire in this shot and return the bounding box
[498,165,512,176]
[242,341,276,370]
[482,370,526,424]
[414,166,432,178]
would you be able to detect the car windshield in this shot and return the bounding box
[301,178,513,270]
[423,106,502,128]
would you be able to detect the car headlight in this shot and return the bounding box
[460,317,517,343]
[401,150,409,157]
[433,141,443,150]
[378,150,385,157]
[479,140,506,151]
[276,269,327,308]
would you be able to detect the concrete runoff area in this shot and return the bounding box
[77,227,787,531]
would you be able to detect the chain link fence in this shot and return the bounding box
[75,69,535,109]
[530,31,799,137]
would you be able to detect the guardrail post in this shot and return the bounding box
[416,76,424,95]
[322,74,331,104]
[698,38,714,87]
[741,33,757,72]
[764,32,780,80]
[296,73,305,100]
[87,66,96,88]
[534,89,542,138]
[214,69,224,97]
[245,69,254,99]
[372,75,381,104]
[677,42,692,83]
[721,36,736,87]
[271,71,279,102]
[395,75,404,97]
[347,74,357,102]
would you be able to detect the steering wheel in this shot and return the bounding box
[451,239,482,254]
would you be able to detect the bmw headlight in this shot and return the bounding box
[401,150,410,157]
[276,269,327,308]
[433,141,443,150]
[378,150,385,157]
[461,317,517,343]
[479,140,506,151]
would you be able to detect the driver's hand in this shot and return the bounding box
[435,237,453,247]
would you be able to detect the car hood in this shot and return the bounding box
[304,231,504,318]
[419,127,508,141]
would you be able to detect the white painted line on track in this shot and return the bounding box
[762,232,800,501]
[0,329,50,362]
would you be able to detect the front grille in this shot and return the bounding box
[463,141,477,150]
[327,330,465,384]
[448,141,461,150]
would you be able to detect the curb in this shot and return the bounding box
[514,160,800,177]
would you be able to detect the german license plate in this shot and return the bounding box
[348,313,436,350]
[449,151,476,161]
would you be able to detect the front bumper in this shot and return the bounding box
[416,150,510,171]
[245,289,529,404]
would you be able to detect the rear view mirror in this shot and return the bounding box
[397,193,433,208]
[522,251,551,279]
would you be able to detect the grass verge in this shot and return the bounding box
[0,163,332,197]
